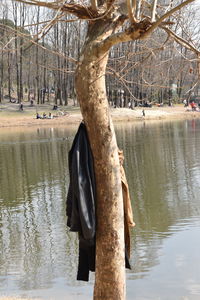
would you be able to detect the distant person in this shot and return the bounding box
[43,112,47,118]
[190,101,197,111]
[48,112,53,119]
[183,99,187,107]
[53,105,58,110]
[142,109,145,117]
[36,113,41,119]
[30,96,34,106]
[19,103,23,111]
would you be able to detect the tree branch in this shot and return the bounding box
[126,0,136,23]
[23,17,78,28]
[0,23,77,63]
[14,0,61,10]
[162,25,200,83]
[61,3,95,19]
[91,0,98,12]
[98,19,151,55]
[14,0,113,20]
[151,0,158,22]
[161,26,200,55]
[141,0,196,39]
[14,0,95,19]
[98,0,196,54]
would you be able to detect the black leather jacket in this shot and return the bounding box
[66,122,96,281]
[67,122,96,241]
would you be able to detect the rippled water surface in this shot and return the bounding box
[0,120,200,300]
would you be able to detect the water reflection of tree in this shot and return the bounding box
[0,128,74,206]
[1,123,200,289]
[0,127,80,290]
[116,120,200,277]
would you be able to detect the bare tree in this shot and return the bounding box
[5,0,200,298]
[0,4,7,103]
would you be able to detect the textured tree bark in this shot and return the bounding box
[75,21,125,300]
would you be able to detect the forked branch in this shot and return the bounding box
[141,0,195,38]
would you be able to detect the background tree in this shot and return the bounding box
[1,1,200,105]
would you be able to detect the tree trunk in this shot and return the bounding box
[7,50,12,102]
[0,49,4,103]
[19,36,24,102]
[42,38,47,104]
[14,5,20,103]
[35,7,40,105]
[75,22,125,300]
[19,3,25,102]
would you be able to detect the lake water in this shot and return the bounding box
[0,120,200,300]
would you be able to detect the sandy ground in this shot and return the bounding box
[1,102,200,128]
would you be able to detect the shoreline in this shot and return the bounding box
[1,105,200,129]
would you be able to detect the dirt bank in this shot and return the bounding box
[0,103,200,128]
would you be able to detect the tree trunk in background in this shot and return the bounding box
[54,22,62,106]
[42,37,47,104]
[7,50,12,102]
[13,3,20,103]
[75,21,125,300]
[19,4,25,102]
[27,58,31,102]
[35,7,40,105]
[0,47,4,103]
[61,19,68,106]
